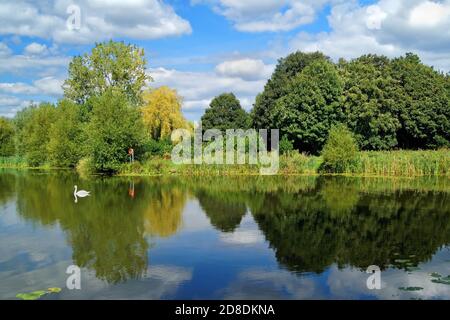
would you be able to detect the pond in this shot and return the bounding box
[1,170,450,299]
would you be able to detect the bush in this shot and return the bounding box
[321,125,358,173]
[279,135,294,155]
[143,138,173,157]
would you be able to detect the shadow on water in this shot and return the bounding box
[1,170,450,287]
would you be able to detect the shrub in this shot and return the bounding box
[279,135,294,155]
[143,138,173,157]
[321,125,358,173]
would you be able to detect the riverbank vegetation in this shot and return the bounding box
[0,41,449,176]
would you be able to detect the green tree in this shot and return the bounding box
[340,55,401,150]
[14,105,34,158]
[47,99,84,167]
[321,125,359,173]
[201,93,250,131]
[18,103,57,166]
[271,60,344,154]
[251,51,329,129]
[390,53,450,149]
[0,117,15,156]
[63,40,150,106]
[85,88,145,172]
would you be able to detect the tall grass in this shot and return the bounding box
[118,149,449,177]
[352,149,450,176]
[4,149,449,177]
[0,156,28,168]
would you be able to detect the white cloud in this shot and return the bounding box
[149,65,268,117]
[33,77,64,97]
[215,58,274,81]
[195,0,333,32]
[409,1,450,28]
[0,77,64,97]
[0,82,36,95]
[24,42,49,56]
[0,54,69,75]
[0,94,32,117]
[290,0,450,71]
[0,0,192,44]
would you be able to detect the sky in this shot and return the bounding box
[0,0,449,120]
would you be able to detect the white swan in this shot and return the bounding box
[74,185,90,203]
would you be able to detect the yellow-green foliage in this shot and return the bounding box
[354,149,450,176]
[141,86,189,140]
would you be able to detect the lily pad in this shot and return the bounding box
[430,272,442,278]
[431,276,450,285]
[399,287,423,291]
[47,287,61,293]
[16,290,47,300]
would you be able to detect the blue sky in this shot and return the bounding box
[0,0,449,120]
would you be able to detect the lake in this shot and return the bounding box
[1,170,450,300]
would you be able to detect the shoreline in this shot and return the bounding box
[1,166,448,178]
[2,149,449,178]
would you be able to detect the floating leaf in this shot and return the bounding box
[430,272,442,278]
[399,287,423,291]
[432,276,450,285]
[16,291,47,300]
[47,287,61,293]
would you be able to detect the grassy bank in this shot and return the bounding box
[117,149,450,177]
[1,149,449,177]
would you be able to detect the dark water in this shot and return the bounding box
[1,169,450,300]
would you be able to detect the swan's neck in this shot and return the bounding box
[74,186,77,194]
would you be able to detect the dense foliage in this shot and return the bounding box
[321,125,359,173]
[2,41,190,173]
[271,59,344,153]
[141,86,189,140]
[252,52,450,153]
[201,93,251,131]
[251,51,329,131]
[0,117,14,156]
[63,40,150,106]
[85,89,145,172]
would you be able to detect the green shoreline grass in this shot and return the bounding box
[1,149,449,177]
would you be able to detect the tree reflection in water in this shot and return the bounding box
[3,171,450,284]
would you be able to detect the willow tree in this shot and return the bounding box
[141,86,189,140]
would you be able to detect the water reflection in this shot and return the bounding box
[1,170,449,299]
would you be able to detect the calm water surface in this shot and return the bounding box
[1,170,450,299]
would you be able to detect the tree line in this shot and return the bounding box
[1,41,189,172]
[203,52,450,154]
[0,41,449,172]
